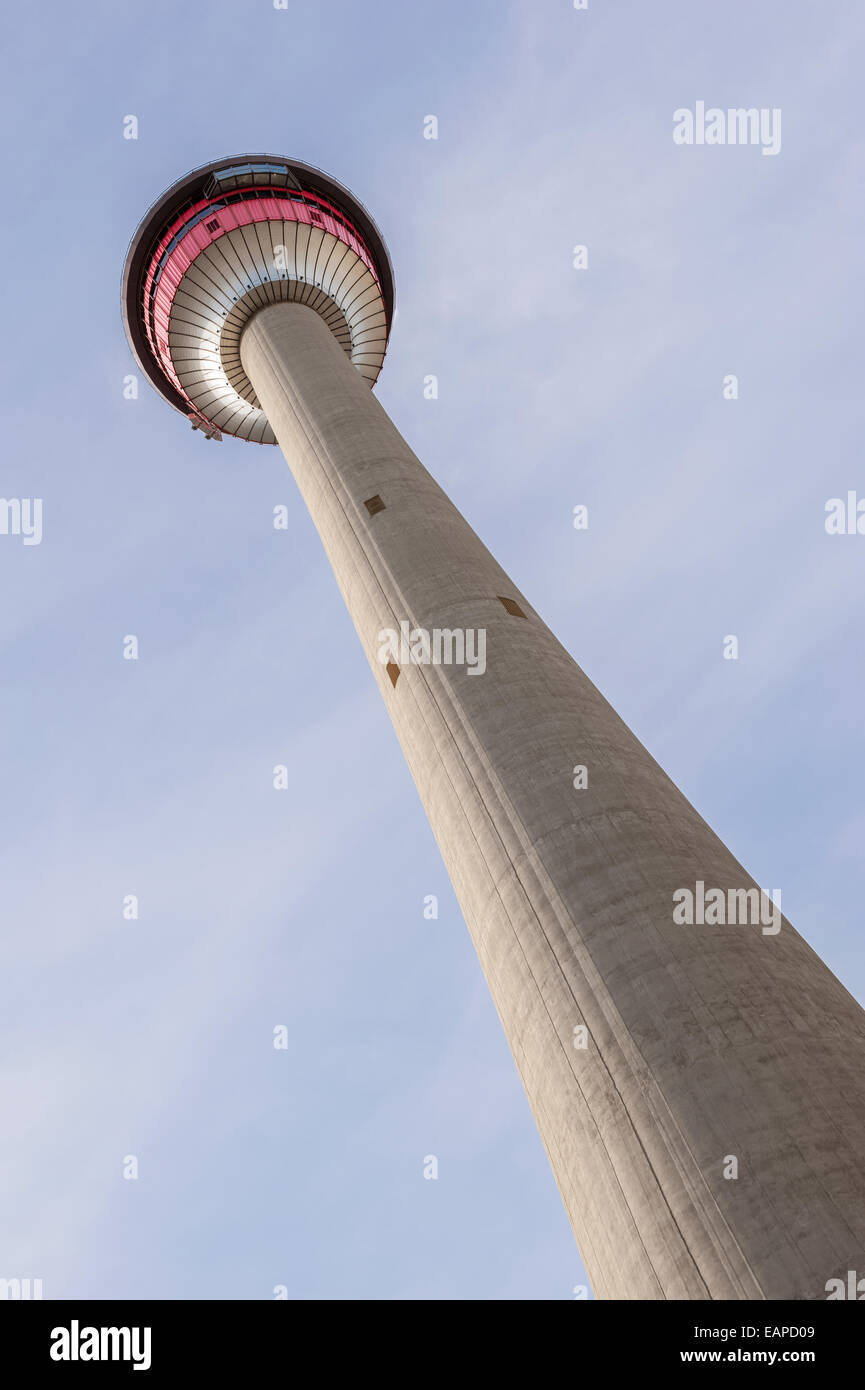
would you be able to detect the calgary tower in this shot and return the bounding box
[123,155,865,1299]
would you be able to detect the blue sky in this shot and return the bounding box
[1,0,863,1299]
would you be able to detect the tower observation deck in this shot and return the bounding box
[123,155,393,442]
[124,155,865,1300]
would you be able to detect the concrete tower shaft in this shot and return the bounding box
[239,302,865,1301]
[125,160,865,1301]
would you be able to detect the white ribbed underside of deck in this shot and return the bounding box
[166,221,387,442]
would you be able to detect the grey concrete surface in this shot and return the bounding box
[241,300,865,1300]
